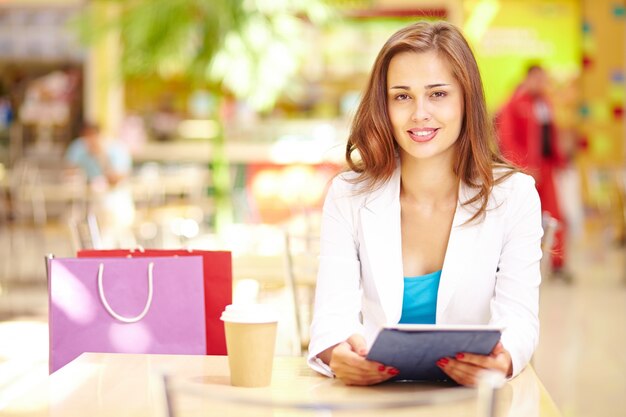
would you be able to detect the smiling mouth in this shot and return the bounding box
[407,128,439,142]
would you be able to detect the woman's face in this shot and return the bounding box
[386,50,464,165]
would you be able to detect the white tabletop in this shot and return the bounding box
[2,353,562,417]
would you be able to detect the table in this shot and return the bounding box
[2,353,562,417]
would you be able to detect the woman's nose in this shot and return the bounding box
[411,98,431,122]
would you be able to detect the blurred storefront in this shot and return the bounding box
[464,0,625,242]
[0,0,624,242]
[0,0,85,162]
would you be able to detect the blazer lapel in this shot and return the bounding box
[437,182,482,320]
[360,167,404,324]
[359,170,484,325]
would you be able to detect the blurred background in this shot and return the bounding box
[0,1,624,416]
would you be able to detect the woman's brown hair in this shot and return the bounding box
[346,20,515,222]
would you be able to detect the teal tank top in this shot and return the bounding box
[399,269,442,324]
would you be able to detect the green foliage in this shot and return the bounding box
[77,0,334,111]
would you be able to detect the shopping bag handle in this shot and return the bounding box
[97,262,154,323]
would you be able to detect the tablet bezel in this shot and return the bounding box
[384,324,505,332]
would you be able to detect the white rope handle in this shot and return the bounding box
[97,262,154,323]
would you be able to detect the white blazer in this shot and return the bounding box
[308,165,543,378]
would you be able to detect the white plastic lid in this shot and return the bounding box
[220,303,279,324]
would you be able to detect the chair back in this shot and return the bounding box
[67,212,102,252]
[283,229,320,355]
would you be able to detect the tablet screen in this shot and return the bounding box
[366,324,502,382]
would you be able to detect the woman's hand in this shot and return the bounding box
[436,342,512,386]
[320,334,398,386]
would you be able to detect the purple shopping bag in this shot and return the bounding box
[48,256,206,373]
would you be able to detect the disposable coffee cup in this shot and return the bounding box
[220,304,279,387]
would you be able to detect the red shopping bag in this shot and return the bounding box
[77,249,231,355]
[48,256,206,373]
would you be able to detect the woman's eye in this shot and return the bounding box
[431,91,447,98]
[395,94,410,101]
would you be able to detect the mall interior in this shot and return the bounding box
[0,1,625,416]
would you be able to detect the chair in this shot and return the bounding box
[540,212,559,279]
[10,153,88,225]
[67,212,103,252]
[8,159,46,224]
[163,366,506,417]
[283,230,320,355]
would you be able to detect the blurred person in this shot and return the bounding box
[0,95,13,166]
[151,96,181,142]
[308,21,542,386]
[551,75,585,240]
[496,65,570,280]
[0,95,13,131]
[65,122,136,247]
[118,113,148,155]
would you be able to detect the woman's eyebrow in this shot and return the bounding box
[425,83,451,89]
[389,83,451,90]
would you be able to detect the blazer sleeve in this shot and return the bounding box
[307,176,364,377]
[491,174,543,377]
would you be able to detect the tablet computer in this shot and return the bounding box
[366,324,503,382]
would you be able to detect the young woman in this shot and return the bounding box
[307,21,542,386]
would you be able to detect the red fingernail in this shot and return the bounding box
[440,358,449,365]
[436,360,444,367]
[378,365,385,372]
[456,353,464,359]
[388,368,399,375]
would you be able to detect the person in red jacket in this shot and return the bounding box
[497,65,570,280]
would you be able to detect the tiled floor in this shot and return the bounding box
[533,233,626,417]
[1,221,625,416]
